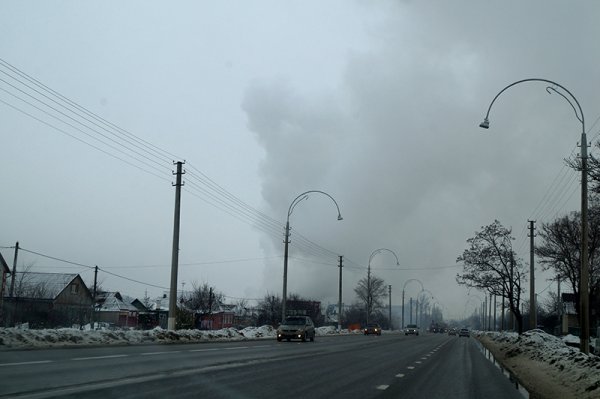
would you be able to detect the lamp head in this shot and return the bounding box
[337,214,343,221]
[479,118,490,129]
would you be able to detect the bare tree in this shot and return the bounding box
[354,275,387,324]
[185,282,224,314]
[456,220,526,333]
[257,293,281,326]
[535,206,600,326]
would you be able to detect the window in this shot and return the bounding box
[70,284,79,294]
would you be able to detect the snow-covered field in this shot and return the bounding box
[477,329,600,398]
[0,325,363,349]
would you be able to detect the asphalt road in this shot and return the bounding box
[0,333,526,399]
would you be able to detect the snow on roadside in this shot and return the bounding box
[478,329,600,395]
[0,325,365,349]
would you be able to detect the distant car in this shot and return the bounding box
[458,328,470,338]
[277,316,315,342]
[364,323,382,335]
[404,324,419,336]
[448,328,457,336]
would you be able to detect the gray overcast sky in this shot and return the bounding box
[1,0,599,320]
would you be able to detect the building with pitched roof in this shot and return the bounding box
[0,252,11,325]
[94,292,142,328]
[3,272,93,328]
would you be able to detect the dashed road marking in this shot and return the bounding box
[0,360,53,367]
[376,385,389,390]
[72,354,128,361]
[189,348,219,352]
[407,366,415,369]
[396,373,405,378]
[141,351,181,356]
[415,361,422,364]
[224,346,249,350]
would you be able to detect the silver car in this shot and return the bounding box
[277,316,316,342]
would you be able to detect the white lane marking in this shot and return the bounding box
[396,373,405,378]
[253,345,271,348]
[0,360,53,367]
[407,366,415,369]
[141,351,181,356]
[189,348,219,352]
[415,361,422,364]
[376,385,389,390]
[72,354,128,361]
[421,357,427,360]
[224,346,249,350]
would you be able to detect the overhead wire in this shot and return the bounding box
[0,59,343,268]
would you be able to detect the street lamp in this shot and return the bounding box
[480,78,589,353]
[402,278,424,329]
[366,248,400,324]
[282,190,343,323]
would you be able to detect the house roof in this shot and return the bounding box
[96,292,139,312]
[8,272,80,300]
[0,252,10,275]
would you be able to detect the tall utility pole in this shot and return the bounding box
[91,265,98,328]
[9,242,19,297]
[528,220,536,330]
[388,285,392,330]
[409,298,413,324]
[337,256,343,332]
[168,161,185,331]
[401,290,405,329]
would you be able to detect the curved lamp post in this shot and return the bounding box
[402,278,424,329]
[282,190,343,322]
[366,248,400,325]
[480,78,589,353]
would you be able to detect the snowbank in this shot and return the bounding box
[0,325,364,349]
[478,329,600,398]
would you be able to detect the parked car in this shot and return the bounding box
[276,316,315,342]
[364,323,382,335]
[458,328,470,338]
[404,324,419,336]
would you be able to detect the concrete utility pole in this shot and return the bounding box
[91,265,98,328]
[493,295,497,332]
[401,290,405,329]
[409,298,413,324]
[388,285,392,330]
[168,161,185,331]
[528,220,536,330]
[9,242,18,297]
[489,293,492,331]
[338,256,343,332]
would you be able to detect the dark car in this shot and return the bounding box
[277,316,315,342]
[448,328,457,336]
[458,328,470,338]
[364,323,382,335]
[404,324,419,336]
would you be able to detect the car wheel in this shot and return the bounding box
[301,334,306,342]
[277,337,282,342]
[310,334,315,342]
[286,338,291,342]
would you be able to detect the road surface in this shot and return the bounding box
[0,332,526,398]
